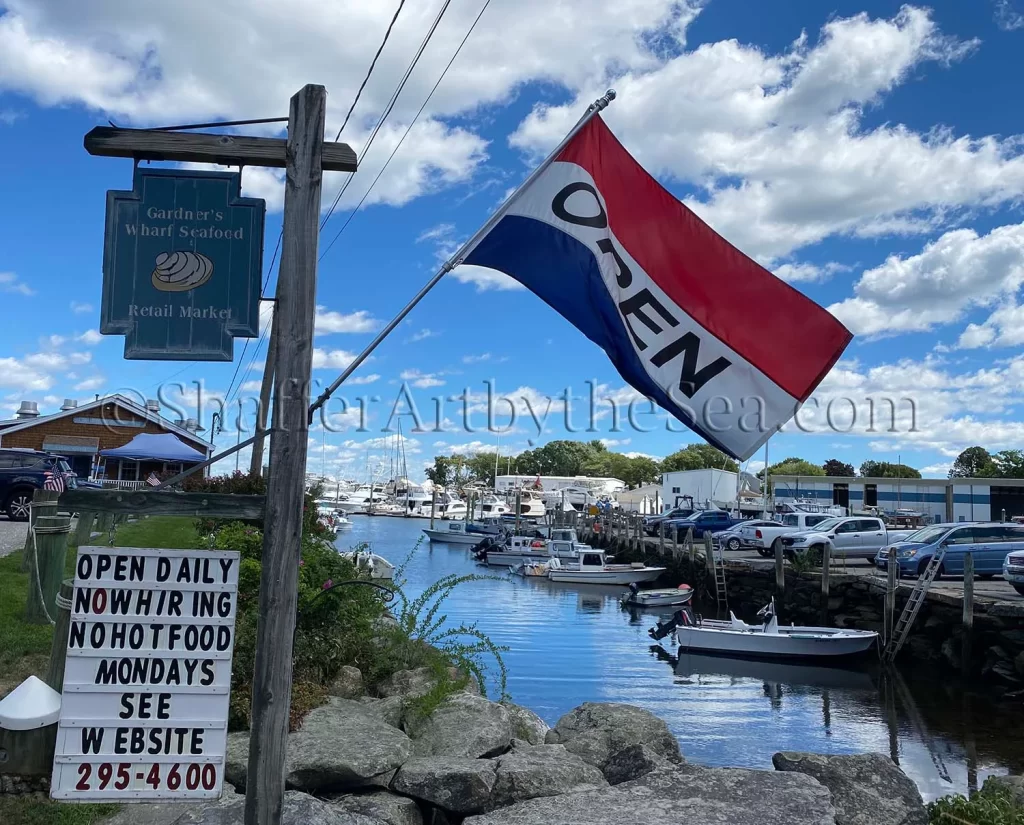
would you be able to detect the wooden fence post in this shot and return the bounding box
[703,532,714,577]
[72,510,96,546]
[659,521,666,557]
[21,489,60,572]
[46,579,74,691]
[25,515,71,624]
[430,489,437,529]
[775,540,785,593]
[686,528,694,567]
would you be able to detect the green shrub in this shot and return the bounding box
[212,502,509,730]
[929,781,1024,825]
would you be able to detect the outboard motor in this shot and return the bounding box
[628,582,639,596]
[470,535,498,559]
[648,606,697,641]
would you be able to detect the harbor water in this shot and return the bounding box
[336,515,1024,801]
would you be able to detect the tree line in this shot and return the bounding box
[425,441,1021,490]
[425,440,926,490]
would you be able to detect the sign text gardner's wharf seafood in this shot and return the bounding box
[100,168,266,361]
[51,546,240,801]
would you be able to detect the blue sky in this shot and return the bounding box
[2,0,1024,481]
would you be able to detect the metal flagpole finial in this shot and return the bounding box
[591,89,617,112]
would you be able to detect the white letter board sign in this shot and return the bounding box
[51,546,240,802]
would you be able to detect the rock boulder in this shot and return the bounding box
[171,791,380,825]
[545,703,681,773]
[408,693,512,758]
[287,698,413,791]
[225,699,413,794]
[502,704,549,746]
[463,764,835,825]
[984,774,1024,805]
[330,666,366,699]
[772,752,925,825]
[490,744,607,809]
[328,791,424,825]
[391,757,497,815]
[602,744,666,785]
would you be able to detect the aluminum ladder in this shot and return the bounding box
[882,546,946,663]
[712,543,729,610]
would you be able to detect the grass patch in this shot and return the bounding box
[0,798,119,825]
[108,515,201,550]
[0,551,54,696]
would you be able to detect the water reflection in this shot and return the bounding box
[338,517,1023,801]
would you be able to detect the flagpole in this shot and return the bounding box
[308,89,617,420]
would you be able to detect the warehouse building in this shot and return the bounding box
[771,475,1024,523]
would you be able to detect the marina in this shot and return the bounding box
[335,514,1024,801]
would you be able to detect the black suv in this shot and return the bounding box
[0,449,76,521]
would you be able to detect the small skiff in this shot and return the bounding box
[650,599,877,659]
[621,583,694,608]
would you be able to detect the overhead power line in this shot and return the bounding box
[334,0,408,142]
[320,0,455,233]
[319,0,493,262]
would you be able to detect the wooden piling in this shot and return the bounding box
[686,528,694,567]
[658,521,666,557]
[430,489,437,529]
[774,539,785,593]
[703,532,714,576]
[963,552,974,634]
[21,489,60,572]
[45,579,74,691]
[884,546,897,644]
[24,514,71,624]
[820,542,831,624]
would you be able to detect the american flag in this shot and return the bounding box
[43,468,66,493]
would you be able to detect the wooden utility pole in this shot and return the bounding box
[244,85,326,825]
[84,84,355,825]
[250,306,279,477]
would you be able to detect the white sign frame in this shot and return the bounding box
[51,546,240,802]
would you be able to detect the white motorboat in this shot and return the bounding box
[650,600,877,659]
[621,583,694,608]
[510,489,546,519]
[542,551,665,585]
[335,484,387,514]
[474,530,584,567]
[338,550,395,580]
[334,515,352,530]
[433,490,468,519]
[422,519,501,545]
[475,494,510,518]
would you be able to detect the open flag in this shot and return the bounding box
[462,114,852,461]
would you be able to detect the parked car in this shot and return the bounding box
[643,506,694,535]
[714,519,783,551]
[741,512,835,557]
[875,522,1024,579]
[0,448,76,521]
[780,516,916,562]
[665,510,741,542]
[1003,549,1024,596]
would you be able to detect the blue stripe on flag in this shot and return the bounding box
[464,215,736,455]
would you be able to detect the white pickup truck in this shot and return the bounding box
[778,516,917,561]
[740,512,835,557]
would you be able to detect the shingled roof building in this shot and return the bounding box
[0,395,213,487]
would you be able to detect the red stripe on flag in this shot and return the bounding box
[556,116,852,402]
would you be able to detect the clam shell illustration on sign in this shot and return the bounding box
[151,251,214,292]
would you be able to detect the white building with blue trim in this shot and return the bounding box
[770,475,1024,523]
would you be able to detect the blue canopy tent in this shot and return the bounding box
[99,433,207,483]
